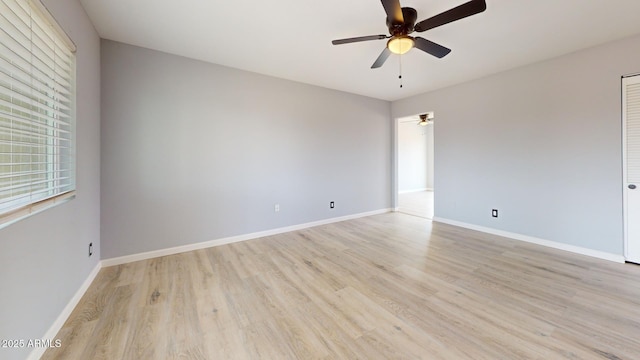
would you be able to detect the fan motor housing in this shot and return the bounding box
[387,7,417,36]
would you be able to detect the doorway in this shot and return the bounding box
[396,113,434,219]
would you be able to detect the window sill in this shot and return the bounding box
[0,191,76,230]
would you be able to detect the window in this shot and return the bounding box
[0,0,76,228]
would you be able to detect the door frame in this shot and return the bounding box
[392,112,434,213]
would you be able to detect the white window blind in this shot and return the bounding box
[0,0,76,226]
[625,78,640,183]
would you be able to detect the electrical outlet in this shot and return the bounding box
[492,209,498,218]
[274,204,280,212]
[88,242,93,257]
[330,201,335,209]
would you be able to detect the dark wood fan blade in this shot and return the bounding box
[371,47,391,69]
[414,0,486,32]
[414,37,451,58]
[332,35,387,45]
[381,0,404,25]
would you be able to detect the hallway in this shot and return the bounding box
[398,190,434,219]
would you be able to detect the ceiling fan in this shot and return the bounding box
[418,113,433,126]
[331,0,486,69]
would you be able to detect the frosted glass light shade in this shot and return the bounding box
[387,37,414,55]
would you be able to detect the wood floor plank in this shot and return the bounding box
[44,212,640,359]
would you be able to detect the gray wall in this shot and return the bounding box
[0,0,101,359]
[393,34,640,255]
[101,40,391,259]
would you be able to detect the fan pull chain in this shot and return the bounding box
[399,54,403,88]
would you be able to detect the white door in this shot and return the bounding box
[623,75,640,264]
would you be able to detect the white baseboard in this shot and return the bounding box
[28,261,102,360]
[432,217,625,263]
[102,208,391,267]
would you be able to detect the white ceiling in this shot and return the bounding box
[79,0,640,101]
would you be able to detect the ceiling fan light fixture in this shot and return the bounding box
[418,113,433,126]
[387,36,414,55]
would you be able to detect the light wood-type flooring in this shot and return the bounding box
[398,191,434,219]
[43,213,640,359]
